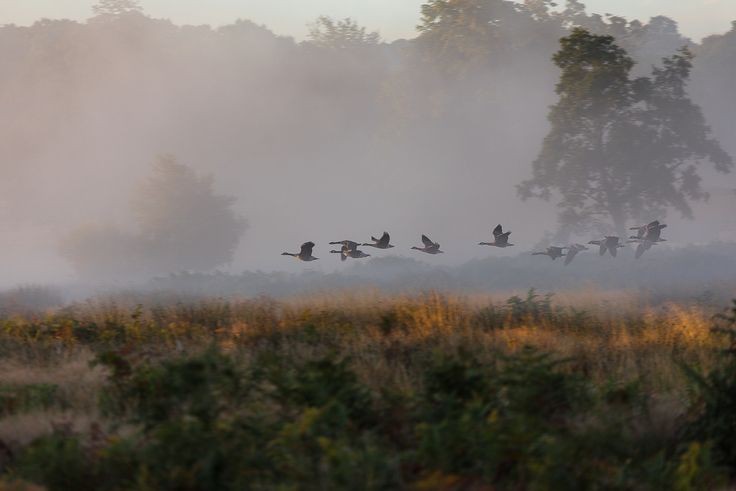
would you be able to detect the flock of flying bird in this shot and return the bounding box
[281,221,668,265]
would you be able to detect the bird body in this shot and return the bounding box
[532,246,566,260]
[329,240,360,251]
[479,224,514,247]
[331,244,370,261]
[628,221,667,258]
[564,244,588,265]
[589,236,624,257]
[412,234,443,254]
[363,232,394,249]
[282,241,318,261]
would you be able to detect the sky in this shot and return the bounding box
[2,0,735,42]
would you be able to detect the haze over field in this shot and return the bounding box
[1,0,736,286]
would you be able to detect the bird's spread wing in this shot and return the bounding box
[492,224,503,238]
[301,242,315,255]
[609,245,618,257]
[379,232,390,245]
[635,242,646,259]
[421,235,433,247]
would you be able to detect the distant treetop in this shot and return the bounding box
[92,0,143,16]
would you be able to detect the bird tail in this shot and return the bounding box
[281,252,296,257]
[411,246,421,250]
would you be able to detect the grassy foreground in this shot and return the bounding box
[0,289,735,489]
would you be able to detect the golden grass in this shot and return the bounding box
[0,289,727,442]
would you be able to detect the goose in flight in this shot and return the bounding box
[628,220,667,259]
[532,246,566,260]
[330,244,371,261]
[282,241,318,261]
[329,240,360,252]
[588,236,624,257]
[633,239,655,259]
[564,244,588,265]
[479,224,514,248]
[362,232,394,249]
[411,234,443,254]
[630,220,667,243]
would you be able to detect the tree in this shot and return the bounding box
[307,16,380,49]
[132,155,247,273]
[60,156,247,279]
[518,28,733,238]
[416,0,521,78]
[92,0,142,16]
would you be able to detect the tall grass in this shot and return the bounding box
[0,289,732,489]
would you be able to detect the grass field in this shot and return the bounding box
[0,288,734,489]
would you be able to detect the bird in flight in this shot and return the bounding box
[281,241,318,261]
[411,234,444,254]
[564,244,588,265]
[588,236,624,257]
[532,246,566,260]
[362,231,394,249]
[331,244,371,261]
[479,224,514,248]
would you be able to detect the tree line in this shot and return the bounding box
[1,0,734,277]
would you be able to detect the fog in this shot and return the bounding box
[1,1,735,292]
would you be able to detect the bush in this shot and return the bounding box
[682,300,736,474]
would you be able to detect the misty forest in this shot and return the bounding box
[3,0,736,489]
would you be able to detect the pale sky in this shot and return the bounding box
[1,0,735,41]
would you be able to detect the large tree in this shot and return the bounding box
[518,28,733,238]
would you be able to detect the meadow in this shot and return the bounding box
[0,287,734,489]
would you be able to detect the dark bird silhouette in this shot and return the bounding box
[362,232,394,249]
[479,224,514,247]
[411,234,443,254]
[628,221,667,259]
[532,246,566,260]
[329,240,360,251]
[588,236,624,257]
[634,240,654,259]
[630,220,667,243]
[331,244,371,261]
[281,241,318,261]
[564,244,588,265]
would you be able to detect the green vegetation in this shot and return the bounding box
[0,292,734,489]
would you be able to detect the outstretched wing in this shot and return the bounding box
[564,248,578,265]
[379,231,390,246]
[300,242,315,256]
[599,243,606,256]
[609,244,618,257]
[635,242,646,259]
[492,224,503,238]
[421,234,433,247]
